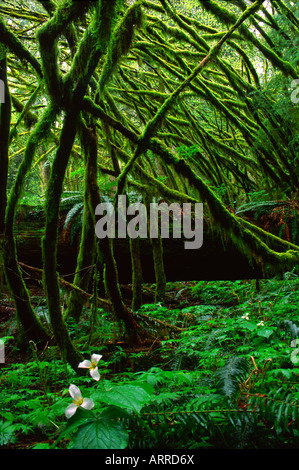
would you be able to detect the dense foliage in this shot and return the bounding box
[1,277,299,449]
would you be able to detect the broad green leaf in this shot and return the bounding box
[0,420,18,446]
[32,443,52,449]
[240,321,257,331]
[91,384,151,413]
[269,369,292,379]
[70,413,129,449]
[54,407,96,445]
[257,328,274,338]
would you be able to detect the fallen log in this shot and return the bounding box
[18,262,186,334]
[14,205,263,282]
[18,261,112,311]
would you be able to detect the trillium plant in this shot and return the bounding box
[60,352,152,449]
[78,353,102,381]
[65,353,102,419]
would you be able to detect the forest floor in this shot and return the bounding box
[0,277,299,449]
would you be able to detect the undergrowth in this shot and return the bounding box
[0,275,298,449]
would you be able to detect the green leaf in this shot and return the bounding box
[269,368,292,379]
[70,410,129,449]
[91,384,151,413]
[32,443,52,449]
[240,321,257,331]
[0,420,18,446]
[257,328,274,338]
[54,407,96,445]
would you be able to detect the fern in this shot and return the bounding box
[215,356,249,398]
[204,328,227,350]
[63,202,84,231]
[247,387,299,433]
[60,192,83,211]
[0,420,24,446]
[224,410,265,449]
[235,200,283,218]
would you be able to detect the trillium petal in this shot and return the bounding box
[65,403,78,419]
[81,398,95,410]
[69,384,82,401]
[91,354,102,364]
[90,367,100,381]
[78,360,92,369]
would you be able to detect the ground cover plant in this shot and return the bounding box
[1,276,298,449]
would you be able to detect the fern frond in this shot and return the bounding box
[60,192,83,211]
[63,202,84,230]
[246,387,299,432]
[215,356,249,397]
[235,200,283,217]
[204,328,225,350]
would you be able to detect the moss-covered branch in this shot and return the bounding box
[37,0,92,103]
[0,17,42,77]
[197,0,297,78]
[116,0,268,195]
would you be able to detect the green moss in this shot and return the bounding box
[5,103,57,232]
[197,0,297,78]
[149,137,299,272]
[97,0,144,95]
[0,17,42,77]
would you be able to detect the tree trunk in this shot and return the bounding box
[82,122,144,344]
[0,49,49,344]
[4,239,50,344]
[130,237,143,311]
[64,157,96,322]
[42,92,86,369]
[0,47,10,235]
[145,196,166,303]
[151,234,167,304]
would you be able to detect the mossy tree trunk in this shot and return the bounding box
[145,197,166,304]
[82,121,144,344]
[0,46,49,344]
[130,237,143,311]
[0,46,10,236]
[42,97,85,369]
[41,0,128,369]
[64,148,97,322]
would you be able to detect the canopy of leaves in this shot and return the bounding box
[1,0,298,276]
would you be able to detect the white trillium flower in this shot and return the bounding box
[78,353,102,381]
[65,384,94,419]
[257,321,264,326]
[241,313,250,320]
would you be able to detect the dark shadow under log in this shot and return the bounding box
[14,206,263,284]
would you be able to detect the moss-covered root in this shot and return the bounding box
[3,238,50,345]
